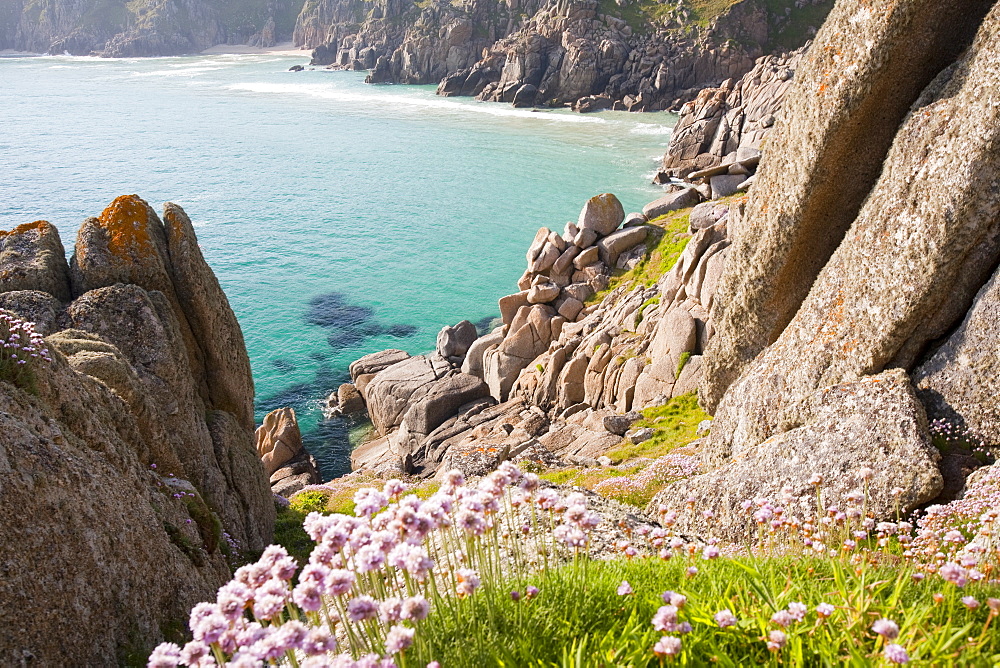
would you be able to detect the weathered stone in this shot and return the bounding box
[462,328,504,379]
[597,226,648,269]
[652,371,943,544]
[706,12,1000,450]
[557,296,584,321]
[256,407,303,476]
[528,241,560,273]
[401,372,491,437]
[627,427,654,444]
[573,245,600,269]
[577,193,625,236]
[337,383,365,414]
[642,188,701,220]
[563,282,595,303]
[349,349,411,382]
[703,0,998,411]
[436,320,478,359]
[914,268,1000,447]
[499,291,530,326]
[622,212,648,228]
[709,174,746,199]
[603,411,641,436]
[552,245,581,274]
[0,220,72,302]
[527,283,560,304]
[365,354,454,435]
[573,228,598,249]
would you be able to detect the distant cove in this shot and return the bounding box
[0,52,675,477]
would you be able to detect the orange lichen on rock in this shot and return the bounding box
[98,195,158,260]
[0,220,53,238]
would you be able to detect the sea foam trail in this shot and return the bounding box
[227,81,610,124]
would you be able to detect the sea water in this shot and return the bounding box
[0,52,675,477]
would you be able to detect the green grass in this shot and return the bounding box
[272,505,314,566]
[411,555,1000,666]
[675,351,691,379]
[587,209,694,305]
[604,393,709,463]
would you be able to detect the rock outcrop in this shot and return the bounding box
[643,0,1000,539]
[347,188,730,479]
[656,47,804,180]
[3,0,304,55]
[299,0,832,112]
[0,196,274,664]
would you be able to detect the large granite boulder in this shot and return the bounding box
[651,371,943,543]
[365,354,456,435]
[705,8,1000,461]
[702,0,997,411]
[436,319,478,361]
[349,348,411,382]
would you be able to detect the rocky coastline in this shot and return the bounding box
[3,0,1000,662]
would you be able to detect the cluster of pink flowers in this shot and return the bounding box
[150,462,606,667]
[0,310,51,375]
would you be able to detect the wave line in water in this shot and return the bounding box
[226,81,610,125]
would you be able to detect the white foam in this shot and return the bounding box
[226,81,608,125]
[630,123,674,136]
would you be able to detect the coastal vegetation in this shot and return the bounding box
[149,463,1000,667]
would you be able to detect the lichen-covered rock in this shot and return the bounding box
[702,0,997,411]
[651,371,943,543]
[706,8,1000,459]
[0,198,274,663]
[0,220,72,301]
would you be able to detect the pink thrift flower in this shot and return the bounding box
[385,625,415,655]
[402,596,430,621]
[702,545,720,560]
[347,596,379,622]
[652,636,682,657]
[714,609,737,628]
[939,562,968,587]
[652,605,678,632]
[292,579,324,613]
[302,627,338,655]
[685,567,698,578]
[456,568,480,597]
[871,619,899,640]
[617,581,633,596]
[787,602,807,622]
[987,598,1000,613]
[962,596,979,610]
[767,630,787,651]
[525,586,539,599]
[884,644,910,664]
[771,610,794,628]
[147,643,182,668]
[380,597,404,623]
[816,603,835,618]
[325,569,356,597]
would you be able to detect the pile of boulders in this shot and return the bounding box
[256,407,321,497]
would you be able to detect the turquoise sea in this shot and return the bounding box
[0,52,675,478]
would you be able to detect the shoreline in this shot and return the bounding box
[199,41,306,56]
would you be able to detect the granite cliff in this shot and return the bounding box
[300,0,833,111]
[0,0,304,55]
[0,196,274,663]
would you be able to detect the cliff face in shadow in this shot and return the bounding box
[0,196,274,663]
[0,0,304,55]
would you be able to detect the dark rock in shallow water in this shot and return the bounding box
[475,315,499,335]
[386,324,417,337]
[305,292,374,329]
[271,359,296,373]
[289,65,304,72]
